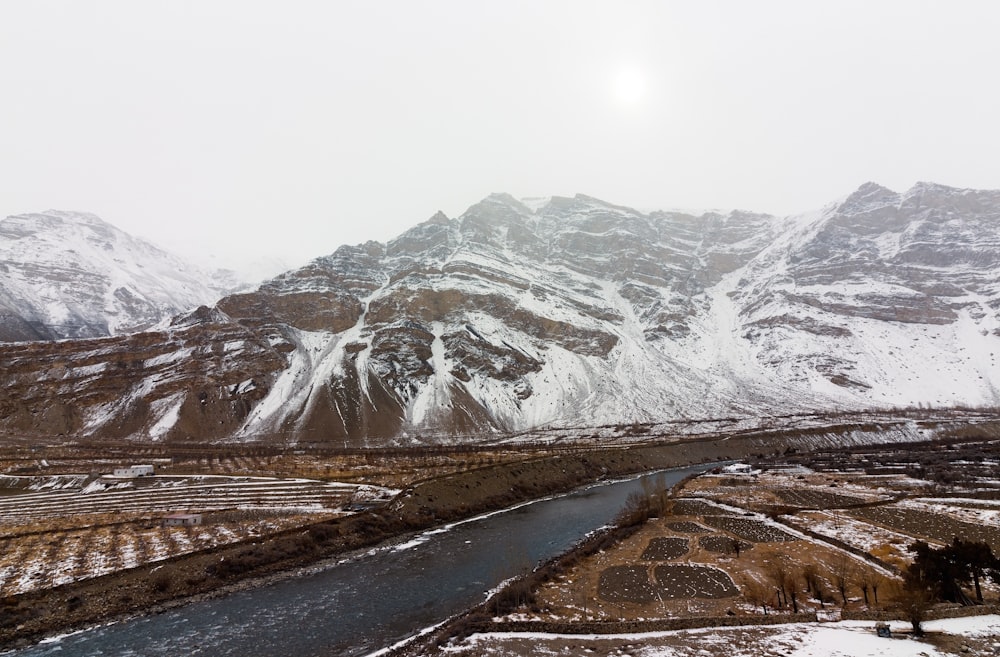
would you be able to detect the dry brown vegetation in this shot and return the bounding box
[482,438,1000,629]
[5,419,999,653]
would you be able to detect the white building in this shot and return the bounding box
[113,464,155,478]
[163,513,202,527]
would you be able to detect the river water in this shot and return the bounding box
[13,465,709,657]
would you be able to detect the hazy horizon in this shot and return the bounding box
[3,1,999,269]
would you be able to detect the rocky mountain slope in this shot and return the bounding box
[0,210,243,341]
[1,183,997,445]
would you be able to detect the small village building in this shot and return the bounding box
[162,513,202,527]
[113,464,155,478]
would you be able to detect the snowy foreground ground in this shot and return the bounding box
[435,615,1000,657]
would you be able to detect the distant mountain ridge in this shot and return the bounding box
[0,210,247,341]
[0,183,997,445]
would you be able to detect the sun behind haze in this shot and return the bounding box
[0,1,999,269]
[612,67,648,106]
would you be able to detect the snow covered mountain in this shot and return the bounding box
[0,210,245,341]
[1,183,998,445]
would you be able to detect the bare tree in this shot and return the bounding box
[870,571,885,606]
[640,474,670,518]
[858,574,870,607]
[766,559,794,610]
[802,564,820,596]
[744,579,771,615]
[830,554,855,606]
[788,569,800,613]
[896,580,934,637]
[857,569,881,607]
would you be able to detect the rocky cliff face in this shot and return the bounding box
[733,182,1000,403]
[0,211,243,341]
[1,184,998,445]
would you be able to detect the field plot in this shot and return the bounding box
[681,467,892,515]
[848,504,1000,552]
[598,565,655,603]
[771,488,870,509]
[0,475,390,596]
[0,476,362,525]
[698,535,752,555]
[906,497,1000,527]
[665,521,708,533]
[653,565,739,599]
[641,537,689,560]
[787,510,917,567]
[597,564,738,603]
[701,516,799,543]
[669,498,736,516]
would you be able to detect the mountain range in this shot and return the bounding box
[0,210,246,341]
[1,182,998,445]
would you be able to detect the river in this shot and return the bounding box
[12,465,710,657]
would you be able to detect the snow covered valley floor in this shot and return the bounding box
[439,616,1000,657]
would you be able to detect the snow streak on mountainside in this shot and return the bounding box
[0,211,247,341]
[1,184,998,445]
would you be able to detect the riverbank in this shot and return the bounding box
[0,419,946,651]
[397,431,1000,656]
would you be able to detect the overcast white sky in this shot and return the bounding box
[2,1,998,271]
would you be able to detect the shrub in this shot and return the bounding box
[151,573,172,593]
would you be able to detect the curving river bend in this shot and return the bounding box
[13,465,710,657]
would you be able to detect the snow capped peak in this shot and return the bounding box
[1,210,117,242]
[475,193,533,217]
[519,196,552,213]
[426,210,451,225]
[906,180,962,195]
[0,210,251,342]
[484,191,523,205]
[835,182,899,214]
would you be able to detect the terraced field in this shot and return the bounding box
[669,499,736,517]
[771,488,872,509]
[665,521,709,533]
[701,516,799,543]
[0,476,361,527]
[0,475,391,596]
[848,504,1000,552]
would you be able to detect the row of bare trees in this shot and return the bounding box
[743,554,889,615]
[742,539,999,637]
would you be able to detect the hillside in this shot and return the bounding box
[0,210,243,341]
[1,183,998,445]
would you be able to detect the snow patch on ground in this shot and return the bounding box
[454,616,1000,657]
[147,392,185,440]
